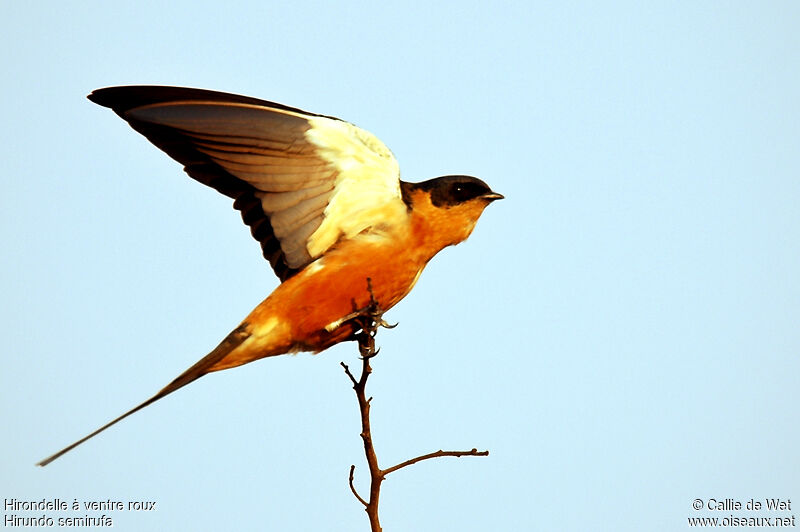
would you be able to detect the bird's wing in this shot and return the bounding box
[89,86,405,281]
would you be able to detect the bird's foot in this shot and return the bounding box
[323,278,398,333]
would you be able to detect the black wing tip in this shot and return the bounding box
[87,85,241,113]
[86,85,330,120]
[87,85,167,110]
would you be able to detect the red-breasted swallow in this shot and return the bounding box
[37,86,502,466]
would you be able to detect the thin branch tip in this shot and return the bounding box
[340,361,357,385]
[382,448,490,476]
[348,465,368,508]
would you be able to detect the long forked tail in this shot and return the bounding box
[37,324,250,466]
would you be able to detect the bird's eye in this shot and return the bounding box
[425,176,490,207]
[451,183,474,202]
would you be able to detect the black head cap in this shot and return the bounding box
[401,175,503,208]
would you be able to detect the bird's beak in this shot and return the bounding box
[481,191,504,201]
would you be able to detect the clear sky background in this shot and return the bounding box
[2,2,798,531]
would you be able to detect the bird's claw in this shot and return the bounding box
[324,305,396,333]
[376,318,398,329]
[324,277,396,333]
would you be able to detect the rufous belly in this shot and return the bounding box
[206,233,425,371]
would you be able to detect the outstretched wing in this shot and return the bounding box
[88,86,404,281]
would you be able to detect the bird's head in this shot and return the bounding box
[401,175,503,250]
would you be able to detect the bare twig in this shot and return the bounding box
[383,448,489,476]
[341,278,489,532]
[341,361,357,386]
[348,464,368,508]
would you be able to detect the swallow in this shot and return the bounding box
[37,86,502,466]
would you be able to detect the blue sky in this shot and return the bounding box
[2,1,798,530]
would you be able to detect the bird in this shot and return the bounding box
[37,86,502,466]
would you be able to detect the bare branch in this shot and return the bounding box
[340,361,357,386]
[341,277,489,531]
[383,448,490,477]
[348,465,368,507]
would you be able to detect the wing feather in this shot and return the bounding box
[267,193,329,236]
[89,85,406,280]
[258,183,333,212]
[280,217,324,266]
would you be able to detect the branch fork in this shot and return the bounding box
[340,278,488,532]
